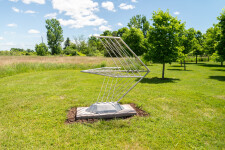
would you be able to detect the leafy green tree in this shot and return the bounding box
[193,30,204,64]
[64,37,70,49]
[63,46,77,56]
[45,19,64,55]
[144,9,185,79]
[127,15,150,37]
[204,24,221,60]
[122,28,146,56]
[179,28,196,70]
[117,27,129,37]
[35,43,48,56]
[101,30,112,36]
[112,31,118,37]
[216,8,225,66]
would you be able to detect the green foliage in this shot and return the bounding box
[35,43,49,56]
[127,14,150,37]
[101,30,112,36]
[64,37,71,49]
[204,24,221,56]
[63,46,77,56]
[122,28,146,56]
[0,48,36,56]
[144,9,185,78]
[45,19,64,55]
[117,27,129,37]
[216,8,225,65]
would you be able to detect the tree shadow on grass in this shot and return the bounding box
[209,76,225,81]
[139,77,180,84]
[197,63,224,68]
[167,69,192,71]
[211,69,225,72]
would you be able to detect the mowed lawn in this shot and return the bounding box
[0,60,225,149]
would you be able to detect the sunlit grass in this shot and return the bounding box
[0,61,224,149]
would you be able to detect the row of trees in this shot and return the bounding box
[97,9,225,78]
[33,9,224,78]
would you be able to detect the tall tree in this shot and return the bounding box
[64,37,70,49]
[127,15,150,37]
[216,8,225,66]
[122,28,146,56]
[193,30,204,64]
[144,10,185,79]
[204,24,221,60]
[45,19,64,55]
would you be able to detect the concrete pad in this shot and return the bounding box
[76,104,136,119]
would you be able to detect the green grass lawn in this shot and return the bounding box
[0,62,225,149]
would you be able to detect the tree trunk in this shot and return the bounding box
[181,61,182,66]
[196,55,198,64]
[184,60,186,70]
[221,61,223,66]
[162,63,165,79]
[208,56,210,62]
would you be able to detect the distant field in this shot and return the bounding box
[0,57,224,149]
[0,56,110,66]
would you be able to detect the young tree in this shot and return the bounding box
[122,28,146,56]
[144,9,185,79]
[35,43,48,56]
[45,19,64,55]
[64,37,70,49]
[127,15,150,37]
[216,8,225,66]
[179,28,196,70]
[193,30,204,64]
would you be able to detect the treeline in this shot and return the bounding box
[0,48,35,56]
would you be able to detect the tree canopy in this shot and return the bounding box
[144,9,185,78]
[45,19,64,55]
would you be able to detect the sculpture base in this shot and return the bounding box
[76,103,136,119]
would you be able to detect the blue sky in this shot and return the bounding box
[0,0,224,50]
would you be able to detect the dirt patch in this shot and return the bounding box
[65,103,149,124]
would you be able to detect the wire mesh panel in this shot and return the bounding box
[81,36,150,114]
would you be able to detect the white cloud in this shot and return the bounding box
[7,23,17,27]
[101,1,116,12]
[22,0,45,4]
[0,37,3,40]
[174,11,180,15]
[9,0,19,2]
[28,29,40,34]
[51,0,107,28]
[89,33,100,37]
[117,22,123,26]
[24,10,37,14]
[12,7,20,13]
[44,12,57,18]
[99,25,112,31]
[119,3,135,10]
[131,0,138,3]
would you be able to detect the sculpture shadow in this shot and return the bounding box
[208,76,225,82]
[139,77,180,84]
[167,69,192,71]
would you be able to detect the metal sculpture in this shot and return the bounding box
[79,36,150,116]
